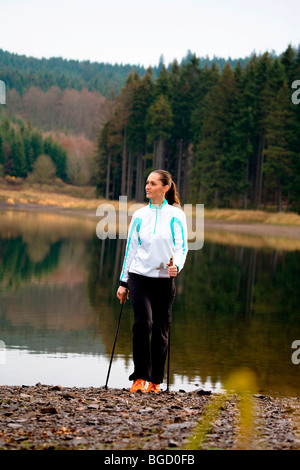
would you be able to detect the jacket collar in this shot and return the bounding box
[149,198,168,209]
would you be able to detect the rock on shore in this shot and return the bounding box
[0,384,299,450]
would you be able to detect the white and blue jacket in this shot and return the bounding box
[120,199,188,287]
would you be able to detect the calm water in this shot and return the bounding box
[0,208,300,396]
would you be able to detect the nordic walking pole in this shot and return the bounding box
[166,257,174,393]
[166,321,171,392]
[104,290,128,389]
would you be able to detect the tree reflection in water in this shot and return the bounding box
[0,209,299,396]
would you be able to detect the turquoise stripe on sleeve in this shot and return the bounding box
[170,216,186,268]
[120,217,142,281]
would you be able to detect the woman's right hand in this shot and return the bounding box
[117,286,129,304]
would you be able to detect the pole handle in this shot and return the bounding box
[169,257,174,266]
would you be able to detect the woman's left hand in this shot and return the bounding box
[167,263,178,277]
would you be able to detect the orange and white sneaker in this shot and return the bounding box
[146,382,161,393]
[130,379,146,394]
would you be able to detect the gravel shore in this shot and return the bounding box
[0,384,299,451]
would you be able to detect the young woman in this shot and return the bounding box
[117,169,188,393]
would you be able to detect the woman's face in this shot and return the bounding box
[145,172,169,202]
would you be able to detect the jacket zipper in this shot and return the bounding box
[154,208,158,234]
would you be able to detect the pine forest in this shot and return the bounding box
[95,46,300,213]
[1,46,300,212]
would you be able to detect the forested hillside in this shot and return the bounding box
[0,49,253,97]
[95,46,300,212]
[0,49,146,97]
[6,86,112,141]
[0,48,254,138]
[1,47,300,211]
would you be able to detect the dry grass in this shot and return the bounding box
[204,208,300,226]
[0,182,103,211]
[204,230,300,251]
[0,181,300,226]
[0,181,139,212]
[0,209,97,241]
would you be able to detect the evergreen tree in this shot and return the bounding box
[145,94,173,170]
[264,83,296,211]
[30,131,44,162]
[21,124,34,172]
[177,54,203,145]
[280,44,297,86]
[226,61,253,208]
[192,63,236,206]
[126,70,155,200]
[94,45,300,212]
[94,122,112,198]
[11,133,27,177]
[127,71,154,153]
[43,136,67,180]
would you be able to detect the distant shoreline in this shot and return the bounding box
[1,181,300,244]
[1,198,300,244]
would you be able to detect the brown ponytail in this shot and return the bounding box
[152,169,180,206]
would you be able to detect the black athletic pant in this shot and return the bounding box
[128,273,176,384]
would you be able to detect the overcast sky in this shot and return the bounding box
[0,0,299,67]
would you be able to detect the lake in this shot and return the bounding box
[0,207,300,396]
